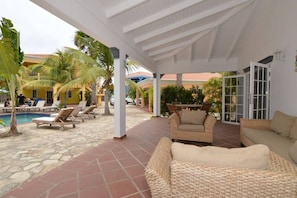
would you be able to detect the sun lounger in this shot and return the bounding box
[40,100,60,112]
[70,106,85,122]
[26,100,46,112]
[2,104,35,112]
[78,105,97,119]
[51,106,84,122]
[78,101,87,110]
[32,107,75,130]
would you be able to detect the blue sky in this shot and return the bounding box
[0,0,77,54]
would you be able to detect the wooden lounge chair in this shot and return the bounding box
[78,105,97,119]
[40,100,60,112]
[70,106,85,122]
[51,106,84,122]
[78,101,87,110]
[26,100,46,112]
[32,107,75,130]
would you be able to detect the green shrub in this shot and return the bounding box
[160,85,203,115]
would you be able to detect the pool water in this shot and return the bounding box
[0,113,50,126]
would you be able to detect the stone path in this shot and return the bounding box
[0,105,152,197]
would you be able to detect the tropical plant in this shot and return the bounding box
[0,17,23,136]
[203,72,233,117]
[203,77,222,115]
[22,47,103,107]
[160,85,194,115]
[189,85,205,104]
[74,31,114,115]
[74,31,139,115]
[0,119,6,127]
[126,78,144,101]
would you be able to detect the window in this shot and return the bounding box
[32,90,37,98]
[68,91,72,98]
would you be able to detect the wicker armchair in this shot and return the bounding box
[145,137,297,198]
[169,112,216,143]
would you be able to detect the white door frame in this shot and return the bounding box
[248,62,271,119]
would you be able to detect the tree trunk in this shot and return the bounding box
[91,82,96,105]
[9,108,18,135]
[103,88,111,115]
[64,92,67,107]
[176,73,183,87]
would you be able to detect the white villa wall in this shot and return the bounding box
[237,0,297,116]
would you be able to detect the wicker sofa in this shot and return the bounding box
[240,111,297,165]
[169,111,216,143]
[145,137,297,198]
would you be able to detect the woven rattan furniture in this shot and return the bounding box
[169,112,216,143]
[145,137,297,198]
[240,116,297,165]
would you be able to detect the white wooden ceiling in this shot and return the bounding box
[31,0,267,73]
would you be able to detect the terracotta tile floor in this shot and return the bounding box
[2,118,240,198]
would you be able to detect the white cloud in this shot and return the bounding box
[0,0,77,54]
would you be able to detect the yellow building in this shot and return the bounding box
[21,54,84,106]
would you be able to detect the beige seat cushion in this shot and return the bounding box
[289,141,297,164]
[180,110,206,125]
[172,142,269,170]
[270,111,296,137]
[242,128,294,163]
[289,119,297,141]
[178,124,205,132]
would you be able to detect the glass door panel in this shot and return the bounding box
[248,62,271,119]
[222,75,246,124]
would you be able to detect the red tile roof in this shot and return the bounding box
[161,73,221,81]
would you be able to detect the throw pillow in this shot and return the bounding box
[289,141,297,164]
[270,111,296,137]
[171,142,269,170]
[289,119,297,141]
[180,110,206,125]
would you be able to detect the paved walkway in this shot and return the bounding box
[0,105,152,197]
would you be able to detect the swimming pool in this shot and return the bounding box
[0,113,50,126]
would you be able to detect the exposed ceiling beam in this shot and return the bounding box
[143,3,248,52]
[143,23,215,51]
[153,49,181,62]
[148,30,212,56]
[152,30,212,61]
[123,0,204,33]
[207,27,218,62]
[226,1,256,60]
[105,0,148,18]
[135,0,252,43]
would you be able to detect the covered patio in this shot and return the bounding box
[30,0,297,138]
[2,117,239,197]
[11,0,297,196]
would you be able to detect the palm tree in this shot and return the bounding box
[74,31,114,115]
[0,18,24,136]
[74,31,140,115]
[23,48,103,107]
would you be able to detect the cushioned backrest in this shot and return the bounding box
[180,110,206,125]
[270,111,296,137]
[171,142,270,170]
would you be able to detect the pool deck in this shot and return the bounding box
[0,104,153,197]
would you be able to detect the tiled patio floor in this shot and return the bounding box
[2,117,240,198]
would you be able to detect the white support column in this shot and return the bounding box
[113,48,126,138]
[153,72,161,117]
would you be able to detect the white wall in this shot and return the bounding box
[237,0,297,116]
